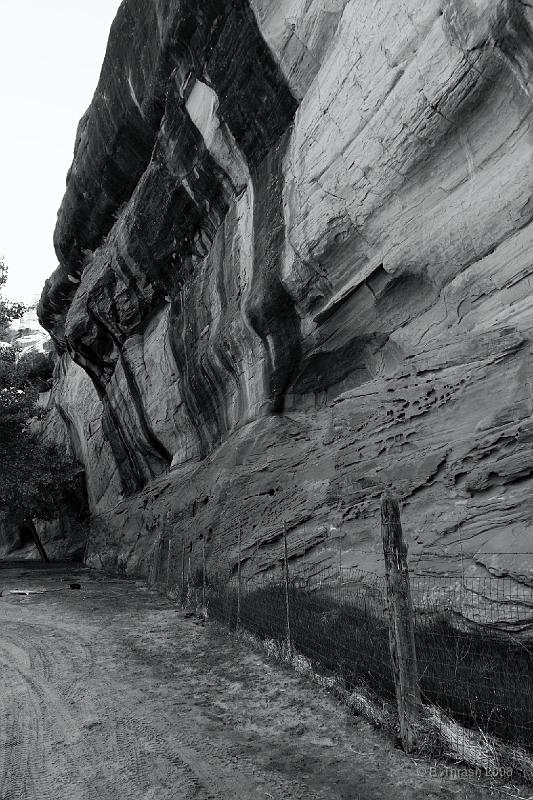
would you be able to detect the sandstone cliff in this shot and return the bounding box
[1,307,51,356]
[38,0,533,613]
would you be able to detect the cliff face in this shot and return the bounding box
[39,0,533,596]
[2,307,51,356]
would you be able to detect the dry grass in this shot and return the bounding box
[206,577,533,780]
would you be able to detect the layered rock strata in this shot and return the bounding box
[39,0,533,626]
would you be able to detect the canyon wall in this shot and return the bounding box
[38,0,533,617]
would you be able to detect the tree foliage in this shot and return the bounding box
[0,259,82,524]
[0,398,81,522]
[0,349,54,393]
[0,256,26,335]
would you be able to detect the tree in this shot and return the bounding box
[0,260,85,551]
[0,396,81,522]
[0,349,54,392]
[0,379,86,564]
[0,256,26,335]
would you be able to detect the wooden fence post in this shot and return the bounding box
[237,524,242,625]
[166,536,171,594]
[181,540,185,598]
[381,491,421,753]
[202,534,206,609]
[164,512,172,594]
[282,522,293,656]
[149,531,161,588]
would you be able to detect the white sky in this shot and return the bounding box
[0,1,122,303]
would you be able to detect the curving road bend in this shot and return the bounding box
[0,564,515,800]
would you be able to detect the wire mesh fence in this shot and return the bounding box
[208,570,397,708]
[147,518,533,781]
[410,574,533,762]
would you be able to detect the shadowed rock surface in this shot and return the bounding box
[37,0,533,616]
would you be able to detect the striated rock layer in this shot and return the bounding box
[38,0,533,621]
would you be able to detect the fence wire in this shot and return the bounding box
[149,528,533,778]
[410,575,533,754]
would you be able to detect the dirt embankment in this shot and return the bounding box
[0,564,526,800]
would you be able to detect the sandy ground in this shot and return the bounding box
[0,563,528,800]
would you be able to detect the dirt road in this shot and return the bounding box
[0,564,524,800]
